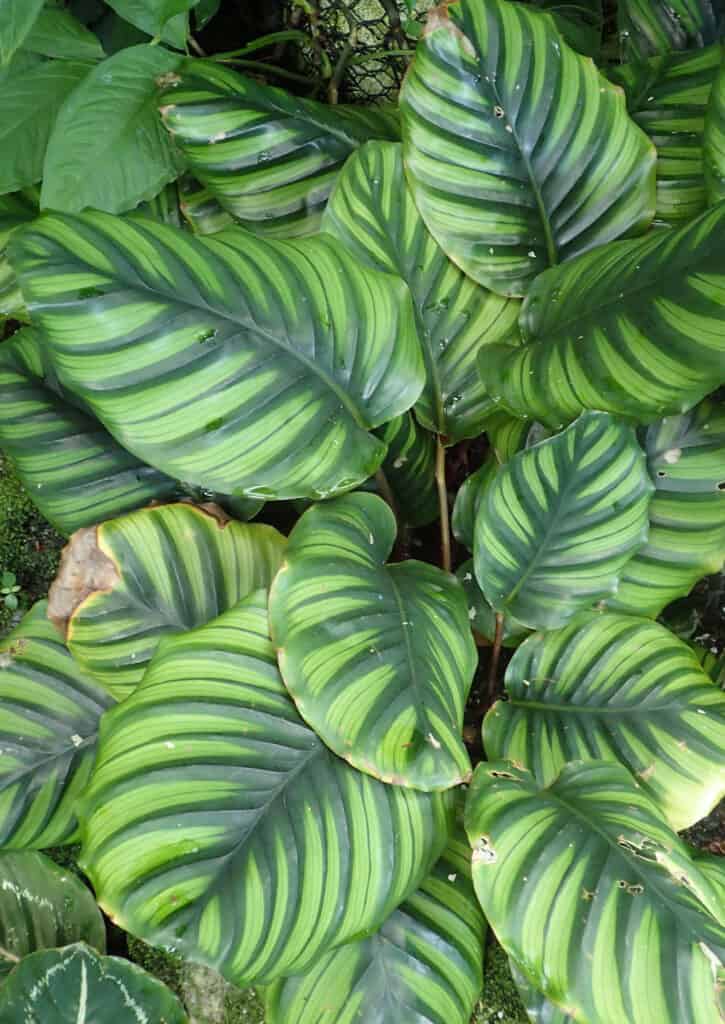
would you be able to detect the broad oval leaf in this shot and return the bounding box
[618,0,724,61]
[465,760,725,1024]
[483,202,725,427]
[159,62,400,237]
[0,601,114,849]
[400,0,656,297]
[265,830,485,1024]
[41,45,184,215]
[609,45,721,225]
[0,0,45,64]
[0,326,179,535]
[269,493,476,791]
[105,0,191,49]
[21,8,105,61]
[473,412,652,631]
[48,502,286,700]
[606,398,725,617]
[0,943,188,1023]
[375,413,439,528]
[80,594,453,986]
[10,211,423,500]
[705,54,725,204]
[484,612,725,830]
[322,140,521,440]
[0,851,105,978]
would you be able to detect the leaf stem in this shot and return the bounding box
[435,437,451,573]
[211,59,314,85]
[0,946,19,963]
[328,29,357,104]
[375,467,399,526]
[488,613,504,701]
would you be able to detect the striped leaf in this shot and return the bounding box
[0,851,105,979]
[48,502,285,701]
[705,53,725,204]
[265,829,485,1024]
[0,601,114,849]
[606,398,725,617]
[473,412,652,631]
[457,560,530,648]
[399,0,656,297]
[375,413,438,528]
[322,140,521,440]
[609,45,721,225]
[483,612,725,830]
[465,760,725,1024]
[178,174,233,235]
[696,851,725,903]
[11,211,423,500]
[159,61,400,237]
[483,202,725,427]
[618,0,724,61]
[510,962,575,1024]
[269,494,476,790]
[0,327,179,535]
[79,594,453,986]
[0,944,188,1023]
[532,1,604,58]
[0,189,35,320]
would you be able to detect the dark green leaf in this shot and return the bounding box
[618,0,724,61]
[105,0,192,49]
[194,0,220,29]
[510,961,576,1023]
[705,52,725,203]
[375,413,438,528]
[0,0,45,65]
[177,174,233,234]
[457,559,530,647]
[22,8,105,61]
[0,191,35,318]
[533,1,603,57]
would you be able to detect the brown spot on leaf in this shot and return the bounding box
[47,527,120,639]
[178,500,232,528]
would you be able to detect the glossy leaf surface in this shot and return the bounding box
[484,612,725,829]
[465,760,725,1024]
[0,602,114,848]
[49,502,285,700]
[483,202,725,426]
[400,0,656,296]
[11,211,423,500]
[270,494,476,790]
[323,140,520,440]
[159,62,400,237]
[705,53,725,203]
[265,830,484,1024]
[474,412,652,630]
[80,594,452,986]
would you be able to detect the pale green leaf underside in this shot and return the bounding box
[80,594,452,987]
[270,493,476,790]
[705,54,725,204]
[10,210,423,500]
[465,760,725,1024]
[474,412,653,630]
[484,612,725,830]
[400,0,656,296]
[0,602,114,849]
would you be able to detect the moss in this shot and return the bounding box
[472,939,529,1024]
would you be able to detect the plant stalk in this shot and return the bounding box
[375,467,399,525]
[0,945,19,963]
[435,437,451,573]
[488,613,504,701]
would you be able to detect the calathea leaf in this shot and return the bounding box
[457,560,530,648]
[269,493,476,791]
[465,760,725,1024]
[10,211,423,500]
[79,593,453,986]
[375,413,439,528]
[609,45,722,225]
[0,601,114,849]
[0,943,188,1023]
[509,962,575,1023]
[41,45,185,215]
[482,202,725,427]
[0,851,106,979]
[0,0,45,64]
[531,1,603,57]
[0,190,35,320]
[264,829,485,1024]
[21,8,105,61]
[606,398,725,617]
[159,61,401,237]
[399,0,656,297]
[322,140,521,441]
[473,412,652,631]
[177,174,233,234]
[618,0,724,61]
[48,502,286,700]
[484,612,725,830]
[0,326,179,535]
[705,54,725,204]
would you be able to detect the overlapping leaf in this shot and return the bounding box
[0,851,105,978]
[510,962,575,1023]
[607,399,725,617]
[483,202,725,426]
[0,327,179,535]
[10,211,423,500]
[48,502,285,700]
[322,140,521,440]
[705,54,725,204]
[270,494,476,790]
[0,0,45,64]
[0,190,35,320]
[177,174,233,234]
[80,594,453,986]
[0,602,114,849]
[610,45,721,224]
[159,61,400,237]
[465,760,725,1024]
[474,412,652,630]
[400,0,656,296]
[532,0,603,57]
[22,8,105,61]
[457,560,530,648]
[265,830,484,1024]
[618,0,724,61]
[375,413,438,527]
[484,612,725,830]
